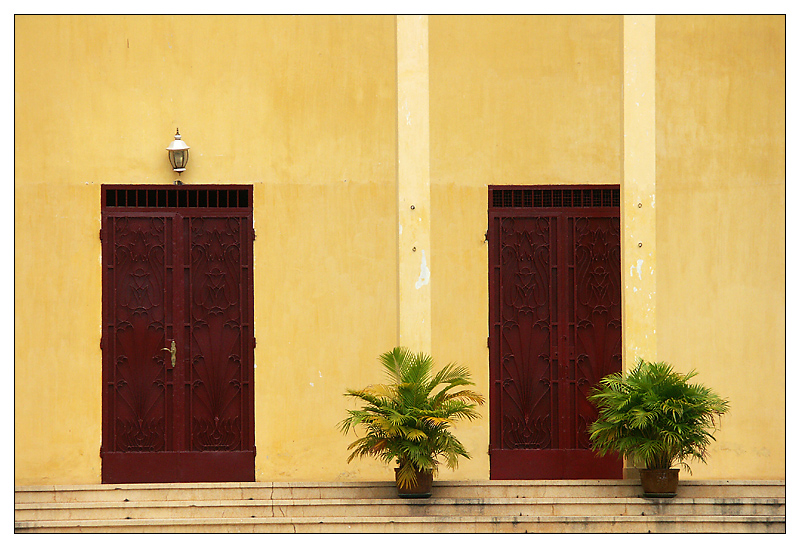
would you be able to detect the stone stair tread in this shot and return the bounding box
[15,480,786,502]
[15,481,785,533]
[16,514,786,526]
[14,479,785,493]
[15,495,787,508]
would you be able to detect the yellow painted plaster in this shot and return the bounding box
[396,15,432,354]
[429,15,622,189]
[428,15,623,481]
[15,15,398,484]
[655,15,785,479]
[622,15,658,365]
[15,15,784,485]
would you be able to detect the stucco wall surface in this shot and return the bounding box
[15,15,784,484]
[428,14,623,481]
[655,15,785,479]
[15,14,398,484]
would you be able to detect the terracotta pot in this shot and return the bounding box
[639,468,679,498]
[395,467,433,498]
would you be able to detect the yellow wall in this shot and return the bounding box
[15,14,398,484]
[428,15,623,480]
[655,15,785,478]
[15,15,784,484]
[622,15,658,368]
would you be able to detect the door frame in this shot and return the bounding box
[487,185,623,479]
[100,184,256,483]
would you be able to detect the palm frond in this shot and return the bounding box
[339,346,485,478]
[588,358,729,472]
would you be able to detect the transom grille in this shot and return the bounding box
[104,186,250,209]
[491,187,620,209]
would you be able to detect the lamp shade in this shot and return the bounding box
[166,129,190,172]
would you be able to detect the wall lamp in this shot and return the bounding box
[166,128,190,177]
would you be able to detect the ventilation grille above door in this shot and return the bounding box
[104,186,250,209]
[491,187,620,209]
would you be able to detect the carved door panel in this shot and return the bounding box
[488,186,623,479]
[101,185,255,483]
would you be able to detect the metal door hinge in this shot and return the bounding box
[99,228,104,241]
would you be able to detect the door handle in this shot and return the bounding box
[161,340,176,369]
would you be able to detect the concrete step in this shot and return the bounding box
[15,480,785,534]
[13,479,787,503]
[14,514,786,534]
[15,496,785,521]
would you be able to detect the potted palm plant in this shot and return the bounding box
[588,358,730,498]
[338,347,485,498]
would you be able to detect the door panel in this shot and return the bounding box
[489,186,622,479]
[496,216,557,450]
[572,216,623,451]
[101,186,254,483]
[106,216,172,453]
[187,216,250,452]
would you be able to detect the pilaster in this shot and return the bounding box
[396,15,432,353]
[622,15,657,367]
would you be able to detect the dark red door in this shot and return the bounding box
[101,185,255,483]
[488,186,623,479]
